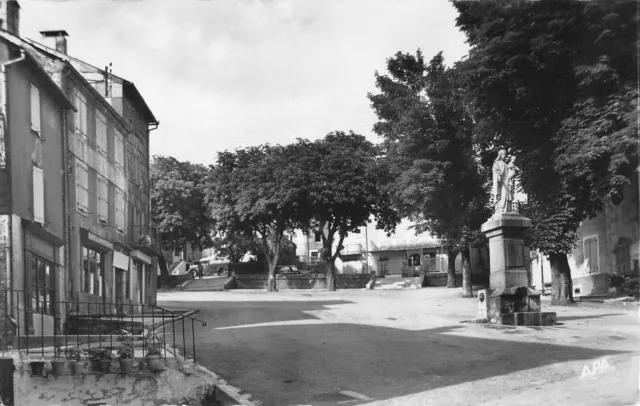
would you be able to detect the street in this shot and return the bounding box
[158,289,640,406]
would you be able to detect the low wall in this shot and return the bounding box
[13,359,212,405]
[424,272,463,287]
[573,273,610,297]
[157,274,191,290]
[234,273,371,290]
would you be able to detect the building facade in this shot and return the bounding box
[1,0,159,345]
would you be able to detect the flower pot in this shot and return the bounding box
[70,361,87,375]
[51,360,67,376]
[145,354,163,371]
[98,359,112,373]
[30,361,45,376]
[119,358,134,374]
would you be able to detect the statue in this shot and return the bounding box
[491,149,509,215]
[506,155,520,212]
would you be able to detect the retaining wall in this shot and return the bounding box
[234,273,370,290]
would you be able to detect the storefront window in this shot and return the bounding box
[82,246,104,296]
[30,254,55,315]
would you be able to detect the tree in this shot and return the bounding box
[454,0,638,305]
[290,132,400,291]
[368,51,491,295]
[206,145,305,291]
[210,232,257,263]
[150,156,214,284]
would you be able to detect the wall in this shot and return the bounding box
[233,274,370,290]
[573,273,610,297]
[13,360,211,405]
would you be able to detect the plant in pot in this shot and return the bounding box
[51,346,67,376]
[66,343,87,376]
[90,348,114,373]
[144,332,164,372]
[117,339,135,374]
[29,359,46,376]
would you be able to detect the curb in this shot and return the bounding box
[195,364,258,405]
[179,279,194,291]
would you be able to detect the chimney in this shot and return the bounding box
[39,30,69,55]
[0,0,21,37]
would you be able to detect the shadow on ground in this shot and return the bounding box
[162,300,633,406]
[556,313,627,322]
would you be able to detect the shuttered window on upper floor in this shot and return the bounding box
[96,110,107,155]
[76,162,89,213]
[98,175,108,224]
[75,92,88,136]
[114,129,125,171]
[115,188,126,233]
[32,166,44,224]
[30,85,41,136]
[583,236,599,274]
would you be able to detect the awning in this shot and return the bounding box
[80,228,113,252]
[130,249,151,265]
[113,251,130,270]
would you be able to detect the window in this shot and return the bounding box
[310,251,319,262]
[97,176,108,223]
[75,93,88,161]
[96,111,107,154]
[583,236,599,274]
[132,260,144,303]
[30,85,41,135]
[314,232,322,243]
[76,162,89,213]
[114,129,125,171]
[82,246,104,296]
[408,253,421,267]
[614,243,631,275]
[32,166,44,223]
[30,254,55,316]
[115,188,126,233]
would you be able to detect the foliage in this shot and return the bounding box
[368,49,491,288]
[205,144,307,291]
[288,131,400,290]
[144,332,163,357]
[88,347,113,361]
[65,343,85,362]
[150,155,214,252]
[454,0,638,256]
[210,232,257,263]
[118,331,135,359]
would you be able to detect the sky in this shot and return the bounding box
[20,0,470,166]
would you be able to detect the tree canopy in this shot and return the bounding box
[453,0,638,304]
[368,50,490,292]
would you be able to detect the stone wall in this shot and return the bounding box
[573,273,610,297]
[423,272,463,287]
[13,359,212,405]
[234,273,370,290]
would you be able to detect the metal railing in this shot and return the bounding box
[0,289,206,363]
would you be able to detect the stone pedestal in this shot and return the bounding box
[481,213,531,290]
[479,213,556,326]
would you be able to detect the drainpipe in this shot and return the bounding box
[1,49,26,316]
[61,67,74,312]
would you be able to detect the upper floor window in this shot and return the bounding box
[32,166,44,224]
[583,236,599,274]
[97,175,108,224]
[74,92,87,136]
[115,188,126,233]
[76,162,89,213]
[30,85,41,136]
[114,129,125,171]
[96,110,107,155]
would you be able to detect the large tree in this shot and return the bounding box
[368,51,490,295]
[150,156,214,283]
[454,0,638,305]
[206,145,306,291]
[290,132,400,290]
[210,232,257,263]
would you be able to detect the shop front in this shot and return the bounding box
[77,228,113,314]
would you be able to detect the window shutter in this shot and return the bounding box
[33,166,44,223]
[30,85,41,135]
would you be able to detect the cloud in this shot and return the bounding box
[20,0,469,165]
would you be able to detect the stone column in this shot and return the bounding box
[480,213,532,290]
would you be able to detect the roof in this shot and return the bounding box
[24,38,158,125]
[366,241,444,253]
[0,31,75,111]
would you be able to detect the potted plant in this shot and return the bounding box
[91,348,114,373]
[51,346,67,375]
[29,359,46,376]
[144,333,163,372]
[117,339,135,374]
[66,344,87,375]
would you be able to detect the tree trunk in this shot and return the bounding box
[158,254,170,288]
[326,261,336,291]
[267,264,277,292]
[461,247,473,297]
[549,252,574,306]
[447,248,457,288]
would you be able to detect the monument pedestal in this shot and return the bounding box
[477,213,556,326]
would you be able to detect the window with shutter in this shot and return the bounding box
[96,111,108,170]
[583,236,599,274]
[75,93,88,162]
[114,129,125,171]
[97,176,108,223]
[76,162,89,213]
[115,188,126,233]
[32,166,44,223]
[30,85,41,135]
